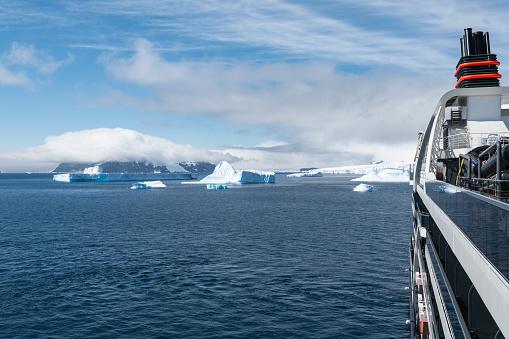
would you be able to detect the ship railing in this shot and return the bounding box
[458,176,509,200]
[441,132,509,150]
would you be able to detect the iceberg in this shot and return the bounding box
[130,180,166,189]
[353,183,374,192]
[53,167,192,182]
[351,165,410,183]
[53,173,71,182]
[287,171,323,178]
[183,161,275,185]
[206,184,228,190]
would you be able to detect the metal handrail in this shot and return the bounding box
[441,132,509,150]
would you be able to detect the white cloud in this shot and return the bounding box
[101,38,450,164]
[4,42,73,75]
[67,0,455,69]
[254,140,289,148]
[217,145,372,171]
[0,42,72,87]
[0,128,371,172]
[0,63,30,86]
[0,128,237,172]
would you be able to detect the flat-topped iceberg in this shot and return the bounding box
[353,183,374,192]
[53,171,191,182]
[183,161,275,185]
[53,173,72,182]
[130,181,166,189]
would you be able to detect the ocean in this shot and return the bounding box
[0,174,412,338]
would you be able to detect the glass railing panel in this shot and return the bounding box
[425,181,509,281]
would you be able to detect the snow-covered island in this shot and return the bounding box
[183,161,275,185]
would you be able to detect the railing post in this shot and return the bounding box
[478,154,482,179]
[497,139,501,197]
[467,156,471,189]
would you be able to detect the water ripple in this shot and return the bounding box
[0,176,411,338]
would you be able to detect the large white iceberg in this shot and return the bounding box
[351,164,410,182]
[183,161,275,185]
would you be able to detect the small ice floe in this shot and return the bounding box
[439,184,460,194]
[287,171,323,178]
[206,184,228,190]
[130,180,166,190]
[353,183,374,192]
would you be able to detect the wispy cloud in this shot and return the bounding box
[0,42,72,87]
[3,1,509,69]
[65,0,455,69]
[0,63,30,86]
[3,42,73,75]
[100,38,450,162]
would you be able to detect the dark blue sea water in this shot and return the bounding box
[0,174,412,338]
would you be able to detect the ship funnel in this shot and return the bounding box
[455,28,501,88]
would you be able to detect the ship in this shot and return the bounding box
[410,29,509,338]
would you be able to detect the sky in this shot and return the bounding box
[1,0,509,171]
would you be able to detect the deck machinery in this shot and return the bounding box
[410,29,509,339]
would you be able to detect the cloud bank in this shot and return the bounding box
[0,128,236,172]
[0,128,376,172]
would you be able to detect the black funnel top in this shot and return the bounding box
[455,28,501,88]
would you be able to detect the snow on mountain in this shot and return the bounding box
[178,161,216,174]
[83,166,100,174]
[53,161,216,174]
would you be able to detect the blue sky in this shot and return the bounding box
[1,0,509,171]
